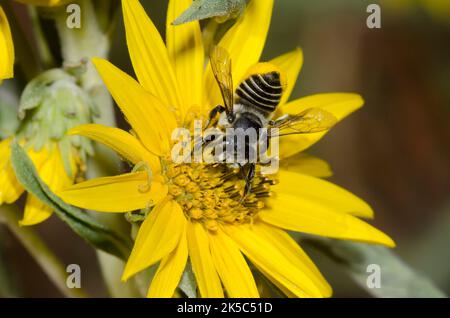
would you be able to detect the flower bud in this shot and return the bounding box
[17,68,97,178]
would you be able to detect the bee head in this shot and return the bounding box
[226,111,236,124]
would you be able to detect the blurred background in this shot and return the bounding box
[0,0,449,297]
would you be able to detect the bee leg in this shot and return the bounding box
[240,163,256,202]
[206,105,226,128]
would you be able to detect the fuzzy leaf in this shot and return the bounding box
[10,141,132,260]
[173,0,246,25]
[179,262,197,298]
[302,237,447,298]
[0,100,19,139]
[18,69,69,116]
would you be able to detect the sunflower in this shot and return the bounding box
[58,0,394,298]
[0,5,14,81]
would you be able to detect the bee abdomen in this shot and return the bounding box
[236,72,283,113]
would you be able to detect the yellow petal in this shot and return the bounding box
[69,124,160,173]
[204,0,274,108]
[22,195,53,226]
[0,138,23,204]
[27,145,51,171]
[276,169,373,218]
[279,93,364,158]
[166,0,204,116]
[123,200,186,281]
[223,223,325,298]
[187,222,224,297]
[0,140,53,206]
[92,58,177,155]
[122,0,182,110]
[21,148,73,226]
[270,48,303,106]
[0,5,14,80]
[260,191,395,247]
[282,93,364,121]
[252,263,297,298]
[253,222,332,297]
[280,153,332,178]
[148,224,188,298]
[58,171,167,213]
[209,230,259,298]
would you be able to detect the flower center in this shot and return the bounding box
[164,163,276,231]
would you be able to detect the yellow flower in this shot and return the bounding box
[0,138,77,225]
[58,0,394,298]
[0,69,94,226]
[0,5,14,81]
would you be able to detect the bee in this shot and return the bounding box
[206,46,338,196]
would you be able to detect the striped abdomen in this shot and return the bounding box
[236,72,283,114]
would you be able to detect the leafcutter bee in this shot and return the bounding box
[206,46,338,197]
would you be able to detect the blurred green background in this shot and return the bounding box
[1,0,449,297]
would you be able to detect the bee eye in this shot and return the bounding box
[227,113,235,123]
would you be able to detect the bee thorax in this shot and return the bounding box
[218,104,269,129]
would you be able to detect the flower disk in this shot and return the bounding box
[165,163,275,231]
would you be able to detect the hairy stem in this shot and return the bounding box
[28,5,56,70]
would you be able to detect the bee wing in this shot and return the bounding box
[210,46,234,113]
[269,108,338,136]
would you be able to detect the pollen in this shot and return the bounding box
[163,163,275,231]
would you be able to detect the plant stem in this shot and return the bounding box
[28,6,56,70]
[54,0,116,126]
[0,205,87,298]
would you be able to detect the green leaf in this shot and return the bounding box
[18,69,69,117]
[173,0,246,25]
[10,141,132,260]
[0,100,19,139]
[302,237,447,298]
[0,82,20,138]
[179,261,197,298]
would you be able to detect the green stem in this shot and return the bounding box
[0,205,87,298]
[28,6,56,70]
[54,0,115,126]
